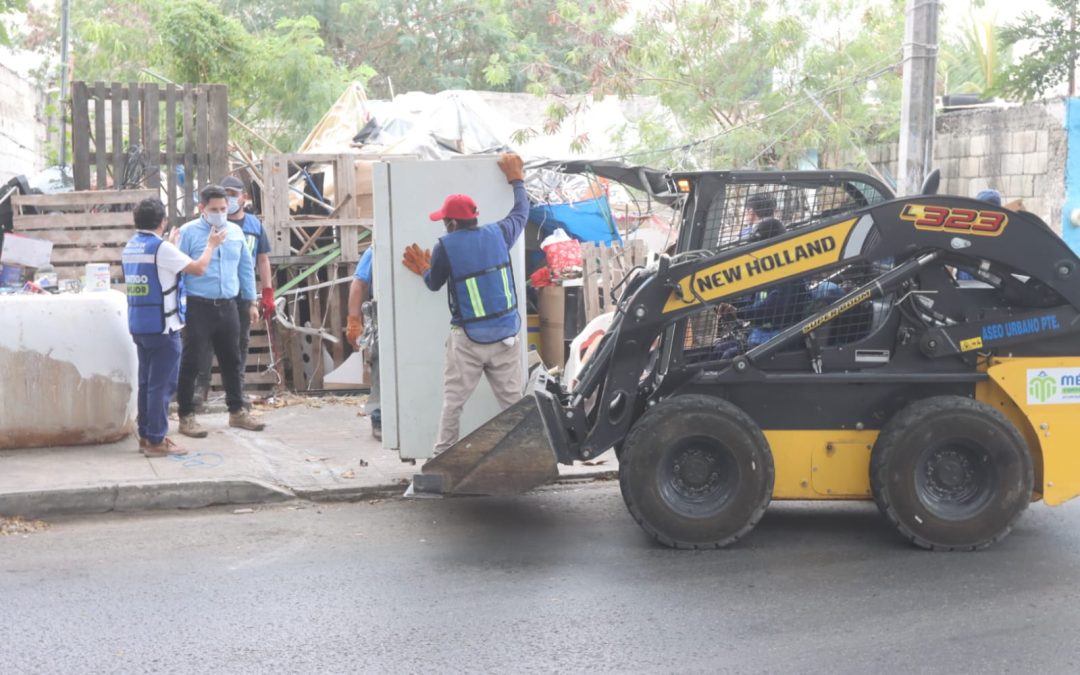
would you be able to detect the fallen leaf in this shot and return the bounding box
[0,517,48,536]
[341,469,356,479]
[358,459,369,467]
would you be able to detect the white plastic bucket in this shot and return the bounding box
[84,263,111,291]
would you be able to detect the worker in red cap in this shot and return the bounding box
[402,153,528,456]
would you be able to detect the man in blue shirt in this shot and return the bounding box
[192,176,275,409]
[347,246,379,439]
[175,184,265,436]
[401,153,528,456]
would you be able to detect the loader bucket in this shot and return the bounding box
[409,396,559,497]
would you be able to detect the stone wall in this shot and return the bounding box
[860,100,1069,234]
[0,63,47,184]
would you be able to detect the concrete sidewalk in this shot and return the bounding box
[0,396,617,517]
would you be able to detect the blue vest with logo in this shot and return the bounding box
[439,224,519,344]
[122,232,184,334]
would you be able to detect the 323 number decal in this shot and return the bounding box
[900,204,1008,236]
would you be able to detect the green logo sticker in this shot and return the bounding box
[1029,371,1057,403]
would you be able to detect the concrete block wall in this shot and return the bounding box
[0,63,47,184]
[858,101,1069,234]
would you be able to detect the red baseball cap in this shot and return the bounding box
[429,194,479,221]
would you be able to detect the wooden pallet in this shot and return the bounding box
[580,240,648,321]
[11,189,156,283]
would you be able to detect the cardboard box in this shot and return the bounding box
[0,233,53,268]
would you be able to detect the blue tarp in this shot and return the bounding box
[529,196,622,245]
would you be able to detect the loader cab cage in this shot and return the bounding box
[672,171,895,366]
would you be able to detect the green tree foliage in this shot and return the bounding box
[544,0,906,170]
[940,14,1011,97]
[0,0,27,46]
[1000,0,1079,100]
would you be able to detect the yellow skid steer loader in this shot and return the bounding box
[412,165,1080,551]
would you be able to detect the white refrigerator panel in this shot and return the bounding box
[374,157,527,460]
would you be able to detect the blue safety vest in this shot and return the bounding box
[440,224,519,344]
[122,231,184,334]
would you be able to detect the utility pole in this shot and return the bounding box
[897,0,940,195]
[58,0,71,172]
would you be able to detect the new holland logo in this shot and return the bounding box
[1029,371,1058,404]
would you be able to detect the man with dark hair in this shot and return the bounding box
[741,192,777,239]
[122,198,225,456]
[192,175,275,409]
[713,217,811,359]
[175,185,265,437]
[401,154,528,456]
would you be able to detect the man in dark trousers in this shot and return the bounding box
[122,198,225,456]
[401,153,528,456]
[176,184,265,437]
[192,175,275,409]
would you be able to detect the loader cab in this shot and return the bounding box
[664,171,897,374]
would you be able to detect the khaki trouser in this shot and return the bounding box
[434,326,523,455]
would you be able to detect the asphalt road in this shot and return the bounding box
[3,482,1080,674]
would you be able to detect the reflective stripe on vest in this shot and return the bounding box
[122,232,183,334]
[439,224,520,344]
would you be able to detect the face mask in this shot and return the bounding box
[205,212,228,228]
[227,196,241,215]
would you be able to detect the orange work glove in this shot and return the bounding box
[346,315,363,347]
[402,243,432,276]
[498,153,524,182]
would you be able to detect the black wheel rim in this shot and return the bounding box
[914,440,995,520]
[656,436,740,518]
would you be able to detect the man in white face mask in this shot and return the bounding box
[174,184,266,436]
[191,176,275,409]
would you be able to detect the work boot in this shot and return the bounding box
[179,415,209,438]
[229,410,265,431]
[142,438,188,458]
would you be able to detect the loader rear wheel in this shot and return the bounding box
[870,396,1033,551]
[619,395,774,549]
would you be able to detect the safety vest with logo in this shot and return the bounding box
[122,231,185,334]
[439,224,519,344]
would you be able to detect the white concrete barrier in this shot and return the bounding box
[0,290,137,448]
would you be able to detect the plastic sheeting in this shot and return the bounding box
[529,196,622,245]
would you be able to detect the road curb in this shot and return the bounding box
[0,470,619,518]
[0,479,294,518]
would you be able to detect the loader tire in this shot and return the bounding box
[870,396,1033,551]
[619,395,774,549]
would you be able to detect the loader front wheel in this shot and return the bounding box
[619,395,774,549]
[870,396,1033,551]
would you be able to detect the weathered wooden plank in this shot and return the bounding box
[207,84,229,183]
[195,87,209,189]
[309,286,325,390]
[165,84,178,225]
[71,81,91,191]
[14,212,135,231]
[13,189,156,208]
[110,82,124,188]
[326,264,344,366]
[127,80,140,151]
[182,85,195,219]
[17,228,133,247]
[49,247,125,264]
[93,81,108,189]
[143,83,160,189]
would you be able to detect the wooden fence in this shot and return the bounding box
[71,81,229,226]
[11,189,155,282]
[581,240,648,321]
